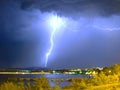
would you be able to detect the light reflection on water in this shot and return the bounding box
[0,74,91,87]
[45,74,91,87]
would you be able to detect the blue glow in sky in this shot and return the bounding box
[42,13,120,67]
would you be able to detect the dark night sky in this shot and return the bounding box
[0,0,120,68]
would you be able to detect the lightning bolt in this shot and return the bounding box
[92,25,120,31]
[45,15,62,67]
[45,26,56,67]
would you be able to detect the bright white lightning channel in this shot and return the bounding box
[45,15,64,67]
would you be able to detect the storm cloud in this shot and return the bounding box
[1,0,120,68]
[20,0,120,17]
